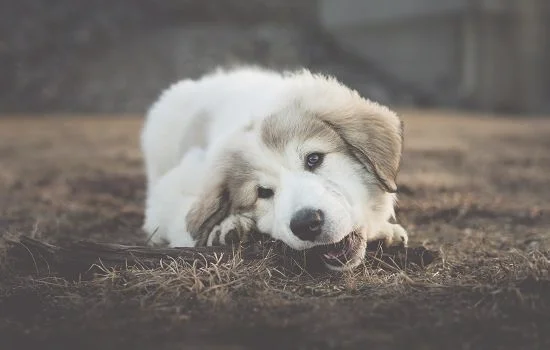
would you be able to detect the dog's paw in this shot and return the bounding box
[385,223,409,247]
[371,223,409,248]
[206,215,256,246]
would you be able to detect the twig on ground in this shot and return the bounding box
[5,236,439,279]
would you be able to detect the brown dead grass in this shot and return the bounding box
[1,110,550,349]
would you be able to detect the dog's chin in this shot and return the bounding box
[313,232,366,271]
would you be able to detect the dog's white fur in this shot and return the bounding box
[142,67,407,270]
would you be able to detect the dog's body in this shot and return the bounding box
[142,67,408,270]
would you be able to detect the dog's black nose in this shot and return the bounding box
[290,208,324,241]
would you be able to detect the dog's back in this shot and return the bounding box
[141,67,286,189]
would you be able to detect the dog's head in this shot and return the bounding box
[187,72,403,270]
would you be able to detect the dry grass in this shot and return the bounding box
[1,110,550,349]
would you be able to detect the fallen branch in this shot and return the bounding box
[5,236,438,279]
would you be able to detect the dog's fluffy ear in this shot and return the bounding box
[186,177,231,246]
[321,103,403,193]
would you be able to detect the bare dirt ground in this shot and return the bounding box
[1,110,549,350]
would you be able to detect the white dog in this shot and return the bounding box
[141,66,408,270]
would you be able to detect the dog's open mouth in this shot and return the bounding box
[316,232,362,267]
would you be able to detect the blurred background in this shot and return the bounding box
[1,0,548,115]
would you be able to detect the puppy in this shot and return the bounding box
[141,66,408,270]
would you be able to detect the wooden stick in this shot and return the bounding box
[6,236,438,279]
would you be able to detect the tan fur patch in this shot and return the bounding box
[317,103,403,193]
[261,112,345,153]
[260,104,403,192]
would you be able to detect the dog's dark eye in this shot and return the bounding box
[305,152,324,170]
[257,186,274,199]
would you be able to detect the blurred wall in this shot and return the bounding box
[1,0,548,114]
[320,0,550,113]
[0,0,319,113]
